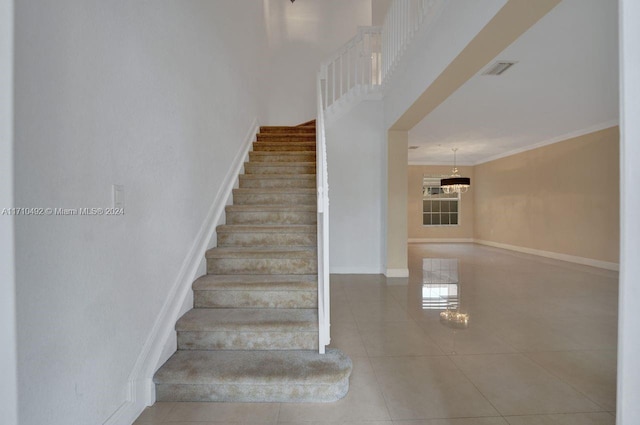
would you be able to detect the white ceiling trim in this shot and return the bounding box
[472,119,620,166]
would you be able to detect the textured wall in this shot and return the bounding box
[474,127,619,263]
[0,1,17,424]
[262,0,372,125]
[326,101,386,273]
[13,1,267,424]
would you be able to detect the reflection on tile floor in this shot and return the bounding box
[134,244,618,424]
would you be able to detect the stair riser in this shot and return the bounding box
[244,163,316,175]
[260,126,316,134]
[207,258,317,275]
[217,232,316,247]
[194,290,317,309]
[239,177,315,189]
[225,211,317,225]
[249,152,316,163]
[177,331,318,350]
[233,192,315,205]
[257,134,316,142]
[156,380,348,403]
[253,143,316,152]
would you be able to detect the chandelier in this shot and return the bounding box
[440,148,470,194]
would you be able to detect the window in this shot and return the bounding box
[422,177,459,226]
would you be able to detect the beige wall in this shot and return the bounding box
[474,126,620,263]
[408,165,475,240]
[387,130,409,275]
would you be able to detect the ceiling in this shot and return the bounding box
[407,0,619,165]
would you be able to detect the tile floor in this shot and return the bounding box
[134,243,618,424]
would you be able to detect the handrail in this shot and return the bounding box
[316,72,330,353]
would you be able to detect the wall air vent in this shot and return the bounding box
[482,61,517,76]
[409,146,420,150]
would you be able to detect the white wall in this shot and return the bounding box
[13,1,267,424]
[326,101,386,273]
[372,0,392,26]
[324,1,508,274]
[263,0,371,125]
[0,1,18,425]
[618,0,640,423]
[383,0,506,129]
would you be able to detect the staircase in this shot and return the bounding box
[153,121,352,403]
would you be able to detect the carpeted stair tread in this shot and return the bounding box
[225,205,316,212]
[193,274,317,291]
[232,197,315,207]
[239,174,316,179]
[217,224,316,233]
[206,246,316,259]
[244,161,317,167]
[224,205,317,225]
[252,141,316,152]
[259,126,316,134]
[216,224,316,248]
[249,151,316,155]
[233,188,316,194]
[244,162,316,175]
[231,188,316,205]
[176,308,317,332]
[239,174,316,188]
[155,349,350,385]
[193,275,317,309]
[238,174,317,180]
[249,152,316,162]
[244,161,316,166]
[154,349,351,402]
[257,133,316,142]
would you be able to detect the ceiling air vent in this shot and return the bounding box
[482,61,517,76]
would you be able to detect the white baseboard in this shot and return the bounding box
[330,266,385,274]
[474,239,620,271]
[408,238,474,243]
[385,268,409,277]
[105,118,259,425]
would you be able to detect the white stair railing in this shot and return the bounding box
[316,73,330,353]
[320,26,382,112]
[381,0,444,83]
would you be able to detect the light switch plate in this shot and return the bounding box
[112,185,124,209]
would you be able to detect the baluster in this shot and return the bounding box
[332,61,336,105]
[347,46,351,92]
[340,53,343,97]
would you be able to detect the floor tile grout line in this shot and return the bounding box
[443,353,506,420]
[275,402,282,424]
[364,352,398,422]
[162,401,178,423]
[521,350,615,412]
